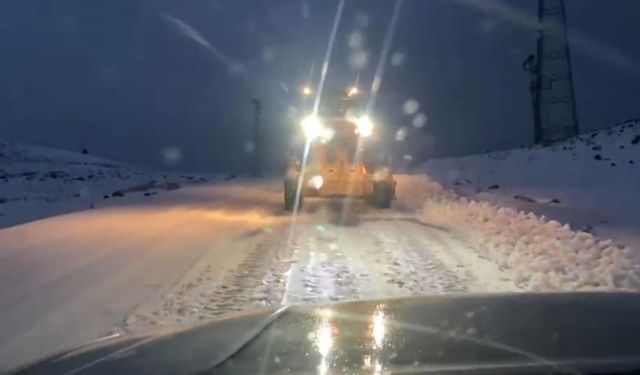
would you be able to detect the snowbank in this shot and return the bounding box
[396,175,640,291]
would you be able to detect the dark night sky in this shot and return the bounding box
[1,0,639,173]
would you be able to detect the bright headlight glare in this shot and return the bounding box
[356,116,374,137]
[301,114,323,140]
[320,127,335,142]
[308,175,324,190]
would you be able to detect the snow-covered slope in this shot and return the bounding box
[396,175,639,291]
[0,140,208,228]
[418,120,640,248]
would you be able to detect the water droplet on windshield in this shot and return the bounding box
[349,50,368,69]
[301,0,310,19]
[395,127,408,141]
[355,12,369,28]
[403,99,419,115]
[244,140,255,153]
[262,47,276,63]
[348,31,364,49]
[229,62,246,75]
[390,51,406,67]
[412,113,428,128]
[162,147,182,165]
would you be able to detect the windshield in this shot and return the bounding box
[1,0,640,372]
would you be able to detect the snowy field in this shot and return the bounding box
[1,137,639,371]
[0,140,209,228]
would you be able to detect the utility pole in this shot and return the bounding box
[527,0,579,144]
[251,98,262,177]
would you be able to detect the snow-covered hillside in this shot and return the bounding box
[0,140,209,228]
[418,119,640,249]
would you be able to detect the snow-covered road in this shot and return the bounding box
[0,179,518,371]
[127,214,519,331]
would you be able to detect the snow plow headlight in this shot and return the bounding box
[308,175,324,190]
[301,114,324,140]
[302,86,313,96]
[355,116,374,137]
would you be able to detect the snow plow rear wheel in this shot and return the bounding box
[370,181,392,209]
[284,179,303,211]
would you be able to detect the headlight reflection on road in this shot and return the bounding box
[316,320,333,358]
[313,309,336,375]
[372,305,387,350]
[374,359,383,375]
[362,304,388,374]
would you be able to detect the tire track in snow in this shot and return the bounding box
[126,234,294,329]
[127,218,512,332]
[397,220,522,293]
[281,228,363,305]
[370,223,467,294]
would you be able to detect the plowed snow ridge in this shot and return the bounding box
[396,175,640,291]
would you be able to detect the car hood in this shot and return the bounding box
[14,293,640,374]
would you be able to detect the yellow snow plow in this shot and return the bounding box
[284,93,395,210]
